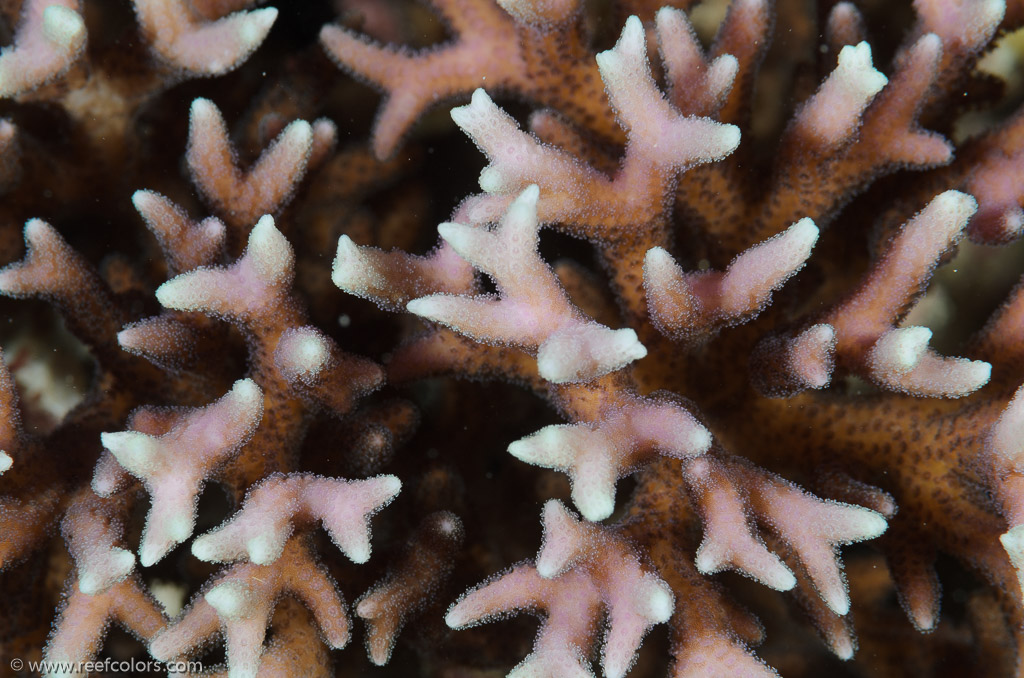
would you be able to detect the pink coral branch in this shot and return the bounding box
[510,392,710,520]
[407,186,647,383]
[99,379,263,565]
[0,0,85,98]
[191,472,400,565]
[151,537,349,678]
[186,98,316,233]
[132,0,277,76]
[448,500,673,678]
[644,218,818,341]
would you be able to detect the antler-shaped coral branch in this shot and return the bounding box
[454,16,739,234]
[357,511,464,665]
[44,577,166,676]
[61,495,136,596]
[99,379,263,565]
[187,98,334,236]
[156,214,295,322]
[150,537,349,678]
[131,190,227,275]
[750,324,837,397]
[0,219,136,372]
[644,218,818,341]
[655,7,738,119]
[0,0,85,99]
[407,186,647,383]
[132,0,277,76]
[683,456,887,616]
[117,191,235,373]
[510,392,710,520]
[43,495,165,673]
[447,500,672,678]
[761,191,992,397]
[791,42,889,148]
[332,236,474,312]
[192,472,400,565]
[320,0,616,159]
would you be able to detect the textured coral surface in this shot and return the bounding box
[4,0,1024,676]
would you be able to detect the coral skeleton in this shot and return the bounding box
[4,0,1024,676]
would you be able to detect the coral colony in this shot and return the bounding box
[6,0,1024,676]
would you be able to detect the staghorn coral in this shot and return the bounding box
[4,0,1024,677]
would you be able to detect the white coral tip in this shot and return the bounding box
[246,534,280,565]
[42,6,86,48]
[507,426,577,468]
[837,42,888,98]
[100,431,159,475]
[929,190,978,234]
[450,88,495,130]
[405,296,448,320]
[824,585,851,617]
[190,535,219,562]
[279,328,330,377]
[1000,524,1024,574]
[229,377,262,407]
[478,166,505,193]
[206,581,253,619]
[79,548,135,595]
[708,54,739,99]
[0,450,10,474]
[574,481,615,522]
[331,234,374,293]
[444,603,470,629]
[239,7,279,46]
[247,214,293,281]
[639,577,674,623]
[190,97,218,123]
[875,326,932,373]
[852,509,888,540]
[281,118,313,151]
[993,387,1024,467]
[139,539,168,569]
[537,325,647,383]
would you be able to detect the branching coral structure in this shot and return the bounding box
[3,0,1024,676]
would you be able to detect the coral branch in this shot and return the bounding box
[644,218,818,341]
[510,392,710,520]
[454,17,739,232]
[332,237,474,312]
[0,0,85,98]
[99,379,263,565]
[44,577,166,676]
[791,42,888,148]
[357,512,463,665]
[769,191,992,396]
[131,190,226,274]
[150,537,349,678]
[448,500,672,678]
[685,457,887,616]
[191,472,400,565]
[274,326,384,415]
[187,98,315,233]
[156,215,295,323]
[132,0,277,76]
[408,186,647,383]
